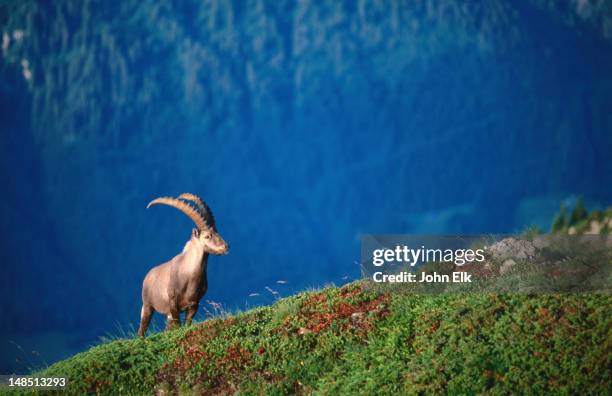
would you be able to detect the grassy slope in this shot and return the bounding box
[7,203,612,395]
[8,282,611,395]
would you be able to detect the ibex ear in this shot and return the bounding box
[192,228,200,238]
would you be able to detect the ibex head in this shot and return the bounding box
[189,227,228,255]
[147,193,229,255]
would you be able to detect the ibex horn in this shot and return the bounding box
[147,196,209,231]
[178,193,216,228]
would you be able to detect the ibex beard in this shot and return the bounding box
[138,193,229,337]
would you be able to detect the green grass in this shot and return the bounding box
[552,200,612,235]
[7,206,612,395]
[5,282,610,395]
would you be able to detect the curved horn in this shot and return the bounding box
[147,196,209,230]
[178,193,216,228]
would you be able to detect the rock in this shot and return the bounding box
[351,312,365,321]
[500,259,516,275]
[532,236,550,249]
[586,220,601,235]
[487,237,537,261]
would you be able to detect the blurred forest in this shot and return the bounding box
[1,0,611,372]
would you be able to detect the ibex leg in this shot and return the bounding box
[185,303,199,326]
[138,305,153,337]
[165,306,181,330]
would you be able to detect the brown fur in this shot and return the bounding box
[138,195,228,337]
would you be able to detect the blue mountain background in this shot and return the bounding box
[1,0,611,373]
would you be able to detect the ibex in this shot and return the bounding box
[138,193,229,337]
